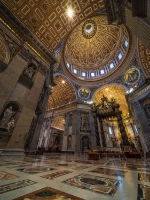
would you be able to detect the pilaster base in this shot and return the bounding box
[0,149,25,156]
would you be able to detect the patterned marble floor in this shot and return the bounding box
[0,153,150,200]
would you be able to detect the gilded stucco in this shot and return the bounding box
[138,40,150,77]
[51,116,65,130]
[93,84,129,118]
[2,0,104,54]
[47,75,76,110]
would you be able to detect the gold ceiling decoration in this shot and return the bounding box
[138,40,150,77]
[64,15,129,79]
[3,0,104,54]
[51,116,65,130]
[93,84,129,118]
[0,37,7,63]
[47,75,76,110]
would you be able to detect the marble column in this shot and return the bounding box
[6,71,45,149]
[72,110,81,153]
[62,112,69,151]
[0,54,28,112]
[92,112,100,147]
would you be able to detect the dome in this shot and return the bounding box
[63,15,129,81]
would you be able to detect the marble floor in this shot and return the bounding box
[0,153,150,200]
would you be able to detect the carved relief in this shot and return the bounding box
[23,63,37,79]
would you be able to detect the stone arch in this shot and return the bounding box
[92,84,129,119]
[51,115,65,131]
[47,75,76,110]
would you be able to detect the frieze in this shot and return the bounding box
[128,85,150,101]
[18,46,33,62]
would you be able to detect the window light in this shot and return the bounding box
[66,62,70,68]
[82,72,86,77]
[101,70,104,74]
[73,69,77,74]
[124,40,128,47]
[91,72,95,77]
[118,53,122,60]
[110,63,114,69]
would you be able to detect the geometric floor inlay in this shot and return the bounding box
[0,171,19,181]
[0,179,36,194]
[73,166,90,170]
[89,167,128,178]
[41,170,72,180]
[63,174,121,196]
[13,186,84,200]
[16,166,55,174]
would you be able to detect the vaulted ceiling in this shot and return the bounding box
[138,40,150,77]
[47,75,76,110]
[2,0,104,54]
[51,116,65,130]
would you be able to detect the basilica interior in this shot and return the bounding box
[0,0,150,200]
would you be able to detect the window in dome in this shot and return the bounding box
[66,62,70,68]
[101,70,104,74]
[124,40,128,47]
[118,53,122,60]
[74,69,77,74]
[91,72,95,77]
[110,63,114,69]
[82,72,86,77]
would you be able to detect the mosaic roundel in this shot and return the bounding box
[124,67,140,85]
[82,19,97,39]
[78,86,91,100]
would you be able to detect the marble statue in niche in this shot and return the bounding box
[142,98,150,119]
[82,136,90,152]
[0,105,16,132]
[67,135,72,149]
[23,64,37,79]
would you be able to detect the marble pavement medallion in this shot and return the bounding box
[0,171,19,181]
[16,166,55,174]
[13,186,84,200]
[137,184,150,200]
[89,167,128,178]
[0,179,36,194]
[41,170,72,180]
[73,166,90,170]
[63,174,121,196]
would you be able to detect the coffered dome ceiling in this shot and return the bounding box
[63,14,131,84]
[47,75,76,110]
